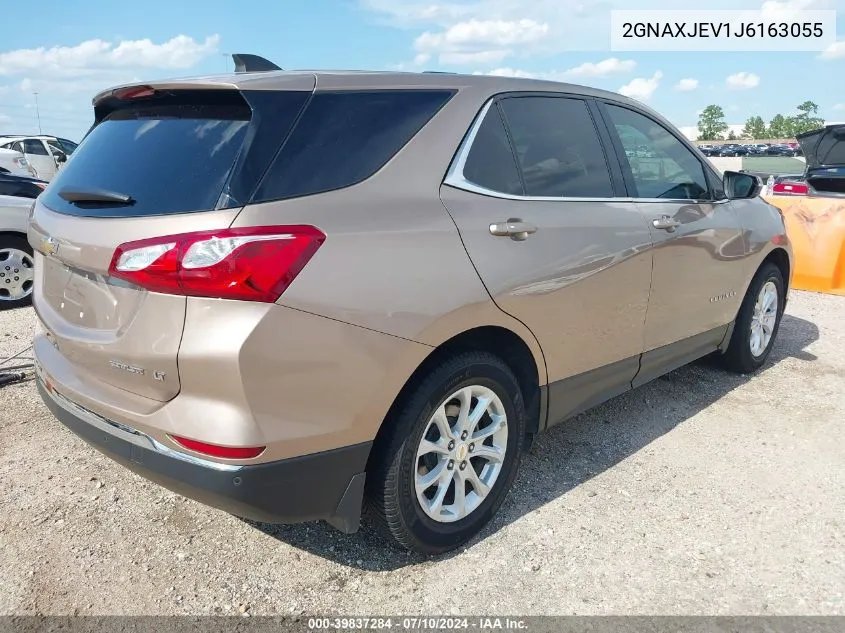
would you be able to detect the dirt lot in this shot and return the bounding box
[1,291,843,616]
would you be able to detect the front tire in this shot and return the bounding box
[720,262,785,373]
[366,352,526,555]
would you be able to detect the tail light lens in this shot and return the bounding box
[772,182,808,195]
[108,225,325,302]
[170,435,265,460]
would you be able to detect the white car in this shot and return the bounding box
[0,147,36,178]
[0,136,71,181]
[0,173,43,308]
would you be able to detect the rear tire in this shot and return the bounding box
[0,234,34,310]
[365,352,526,555]
[720,262,785,373]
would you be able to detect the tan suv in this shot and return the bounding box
[29,56,792,554]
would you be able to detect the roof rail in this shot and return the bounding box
[232,53,283,73]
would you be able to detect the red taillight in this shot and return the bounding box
[114,85,156,100]
[772,182,808,195]
[170,435,265,460]
[108,225,325,302]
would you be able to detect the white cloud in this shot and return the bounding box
[833,103,845,110]
[364,0,845,62]
[819,40,845,59]
[414,19,550,65]
[0,34,219,100]
[674,78,699,91]
[484,67,539,78]
[0,35,220,77]
[618,71,663,101]
[726,71,760,90]
[563,57,636,78]
[473,60,635,83]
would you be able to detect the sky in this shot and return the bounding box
[1,0,844,142]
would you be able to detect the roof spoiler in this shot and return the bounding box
[232,53,283,73]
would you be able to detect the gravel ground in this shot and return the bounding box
[0,290,843,616]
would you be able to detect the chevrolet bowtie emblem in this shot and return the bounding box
[39,236,59,257]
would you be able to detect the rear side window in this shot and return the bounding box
[499,97,614,198]
[253,90,454,203]
[24,140,49,156]
[461,106,523,196]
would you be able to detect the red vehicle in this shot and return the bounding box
[772,176,809,195]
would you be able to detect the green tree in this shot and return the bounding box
[727,129,738,140]
[742,115,768,140]
[790,100,824,135]
[697,105,728,141]
[768,114,795,138]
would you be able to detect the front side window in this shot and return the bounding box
[605,104,710,200]
[499,96,614,198]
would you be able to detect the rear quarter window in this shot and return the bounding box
[252,90,455,203]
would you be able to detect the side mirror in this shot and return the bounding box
[723,170,761,199]
[55,151,67,164]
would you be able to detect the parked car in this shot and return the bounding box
[0,172,48,199]
[0,135,69,181]
[718,143,750,156]
[29,59,793,554]
[771,174,809,196]
[796,124,845,197]
[0,147,36,178]
[700,144,724,157]
[0,174,44,308]
[766,144,801,157]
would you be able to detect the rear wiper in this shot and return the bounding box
[58,187,135,205]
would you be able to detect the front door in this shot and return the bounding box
[440,94,654,425]
[599,102,746,384]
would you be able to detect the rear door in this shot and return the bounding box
[440,94,654,425]
[21,139,57,181]
[598,101,746,382]
[28,78,315,401]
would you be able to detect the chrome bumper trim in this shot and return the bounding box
[35,364,243,473]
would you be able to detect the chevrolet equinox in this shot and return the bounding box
[29,56,792,554]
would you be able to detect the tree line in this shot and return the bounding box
[696,101,825,141]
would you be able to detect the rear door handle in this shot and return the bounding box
[652,215,681,232]
[489,218,538,241]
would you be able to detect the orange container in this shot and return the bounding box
[763,194,845,295]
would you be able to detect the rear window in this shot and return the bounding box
[40,91,308,218]
[252,90,454,203]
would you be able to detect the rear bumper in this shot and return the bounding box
[36,377,371,532]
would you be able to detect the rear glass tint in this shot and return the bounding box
[252,90,455,203]
[40,91,308,218]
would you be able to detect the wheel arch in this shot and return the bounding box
[762,247,791,294]
[366,324,546,475]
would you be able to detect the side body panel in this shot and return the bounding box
[0,194,31,233]
[440,186,653,424]
[636,198,747,351]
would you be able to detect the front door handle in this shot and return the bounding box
[652,215,681,232]
[489,218,538,241]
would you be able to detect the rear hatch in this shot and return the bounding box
[796,124,845,197]
[29,75,315,401]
